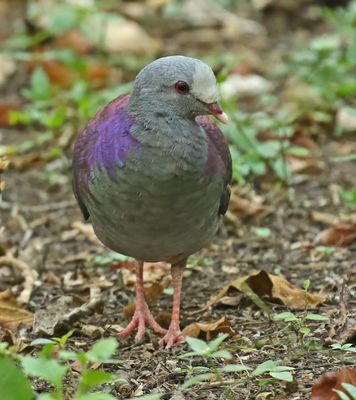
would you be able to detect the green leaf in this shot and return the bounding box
[43,107,67,129]
[310,35,341,52]
[39,343,57,359]
[273,312,298,322]
[286,146,310,157]
[0,355,33,400]
[211,350,232,359]
[305,314,329,321]
[271,366,294,372]
[58,350,78,361]
[342,383,356,398]
[330,154,356,163]
[299,327,311,335]
[9,110,33,125]
[185,337,210,355]
[180,373,212,390]
[79,370,116,393]
[340,189,356,205]
[31,338,56,346]
[37,394,57,400]
[208,333,229,352]
[333,389,351,400]
[52,330,75,349]
[86,338,118,362]
[76,394,117,400]
[23,67,51,101]
[252,360,279,377]
[257,141,281,159]
[272,158,292,182]
[315,246,336,254]
[22,356,68,390]
[89,252,131,266]
[131,394,164,400]
[163,287,174,295]
[269,371,293,382]
[254,227,271,238]
[220,364,251,373]
[50,4,80,35]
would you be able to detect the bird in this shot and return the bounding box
[72,55,232,348]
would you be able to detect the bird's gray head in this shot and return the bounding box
[129,56,228,124]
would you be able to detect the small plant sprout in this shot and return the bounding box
[0,337,123,400]
[330,343,356,353]
[254,227,272,238]
[251,360,294,383]
[179,334,232,360]
[340,188,356,205]
[178,334,250,391]
[273,281,328,344]
[314,246,336,255]
[273,310,328,343]
[330,343,356,364]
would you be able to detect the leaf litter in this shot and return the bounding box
[202,270,325,311]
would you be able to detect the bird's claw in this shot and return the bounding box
[159,326,185,349]
[117,302,167,342]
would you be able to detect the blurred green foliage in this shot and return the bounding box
[0,336,121,400]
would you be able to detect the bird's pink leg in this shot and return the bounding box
[159,260,186,349]
[117,261,167,342]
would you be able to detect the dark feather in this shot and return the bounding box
[196,116,232,215]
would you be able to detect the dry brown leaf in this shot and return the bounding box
[86,65,110,89]
[0,105,18,127]
[182,316,236,341]
[206,270,325,310]
[144,282,164,305]
[292,130,319,152]
[311,368,356,400]
[315,224,356,246]
[229,192,265,219]
[122,282,164,316]
[41,60,75,89]
[0,289,33,330]
[10,152,56,171]
[54,30,93,55]
[33,60,110,90]
[287,157,326,174]
[122,302,136,318]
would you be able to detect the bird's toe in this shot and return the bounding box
[159,328,185,349]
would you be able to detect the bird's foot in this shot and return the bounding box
[159,325,185,349]
[117,302,167,343]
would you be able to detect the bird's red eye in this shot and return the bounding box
[175,80,190,94]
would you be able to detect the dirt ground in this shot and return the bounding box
[0,1,355,399]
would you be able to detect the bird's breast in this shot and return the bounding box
[86,142,223,262]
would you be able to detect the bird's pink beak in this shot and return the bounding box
[206,102,229,124]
